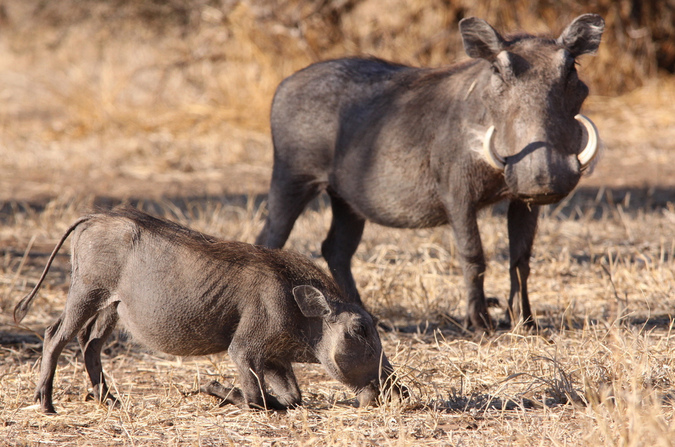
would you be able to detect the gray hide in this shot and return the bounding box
[14,207,402,414]
[255,14,605,330]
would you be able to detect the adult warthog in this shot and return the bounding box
[256,14,604,330]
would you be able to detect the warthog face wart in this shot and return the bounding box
[256,15,604,330]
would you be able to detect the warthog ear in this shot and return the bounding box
[293,285,333,318]
[459,17,505,61]
[557,14,605,58]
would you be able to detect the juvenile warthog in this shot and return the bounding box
[14,207,402,414]
[256,14,605,330]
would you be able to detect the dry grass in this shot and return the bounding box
[1,1,674,446]
[1,195,674,446]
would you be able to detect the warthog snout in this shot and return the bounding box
[484,114,599,204]
[355,361,409,407]
[502,143,583,204]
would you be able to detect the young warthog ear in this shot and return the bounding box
[557,14,605,57]
[293,285,332,318]
[459,17,505,61]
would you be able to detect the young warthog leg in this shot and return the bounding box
[200,380,247,408]
[227,340,287,410]
[264,360,301,408]
[36,286,105,413]
[78,305,119,405]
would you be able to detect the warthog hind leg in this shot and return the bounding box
[36,285,106,413]
[321,192,366,306]
[78,304,120,406]
[255,171,321,249]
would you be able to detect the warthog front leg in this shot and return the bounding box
[506,200,539,328]
[199,380,246,407]
[447,203,493,331]
[227,341,288,411]
[264,360,302,408]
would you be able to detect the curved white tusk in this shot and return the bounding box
[575,114,599,169]
[482,125,506,171]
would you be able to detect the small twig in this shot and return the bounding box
[250,368,268,410]
[600,262,628,321]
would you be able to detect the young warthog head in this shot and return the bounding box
[292,285,399,406]
[461,14,604,204]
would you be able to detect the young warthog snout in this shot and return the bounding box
[14,207,405,413]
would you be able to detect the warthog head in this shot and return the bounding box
[461,14,604,204]
[293,285,397,406]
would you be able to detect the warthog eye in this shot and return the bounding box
[564,57,579,78]
[354,323,368,339]
[490,63,505,80]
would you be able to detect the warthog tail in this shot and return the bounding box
[13,216,92,324]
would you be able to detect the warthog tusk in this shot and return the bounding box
[483,115,598,171]
[575,114,599,169]
[482,125,505,171]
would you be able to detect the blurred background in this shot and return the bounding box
[0,0,673,207]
